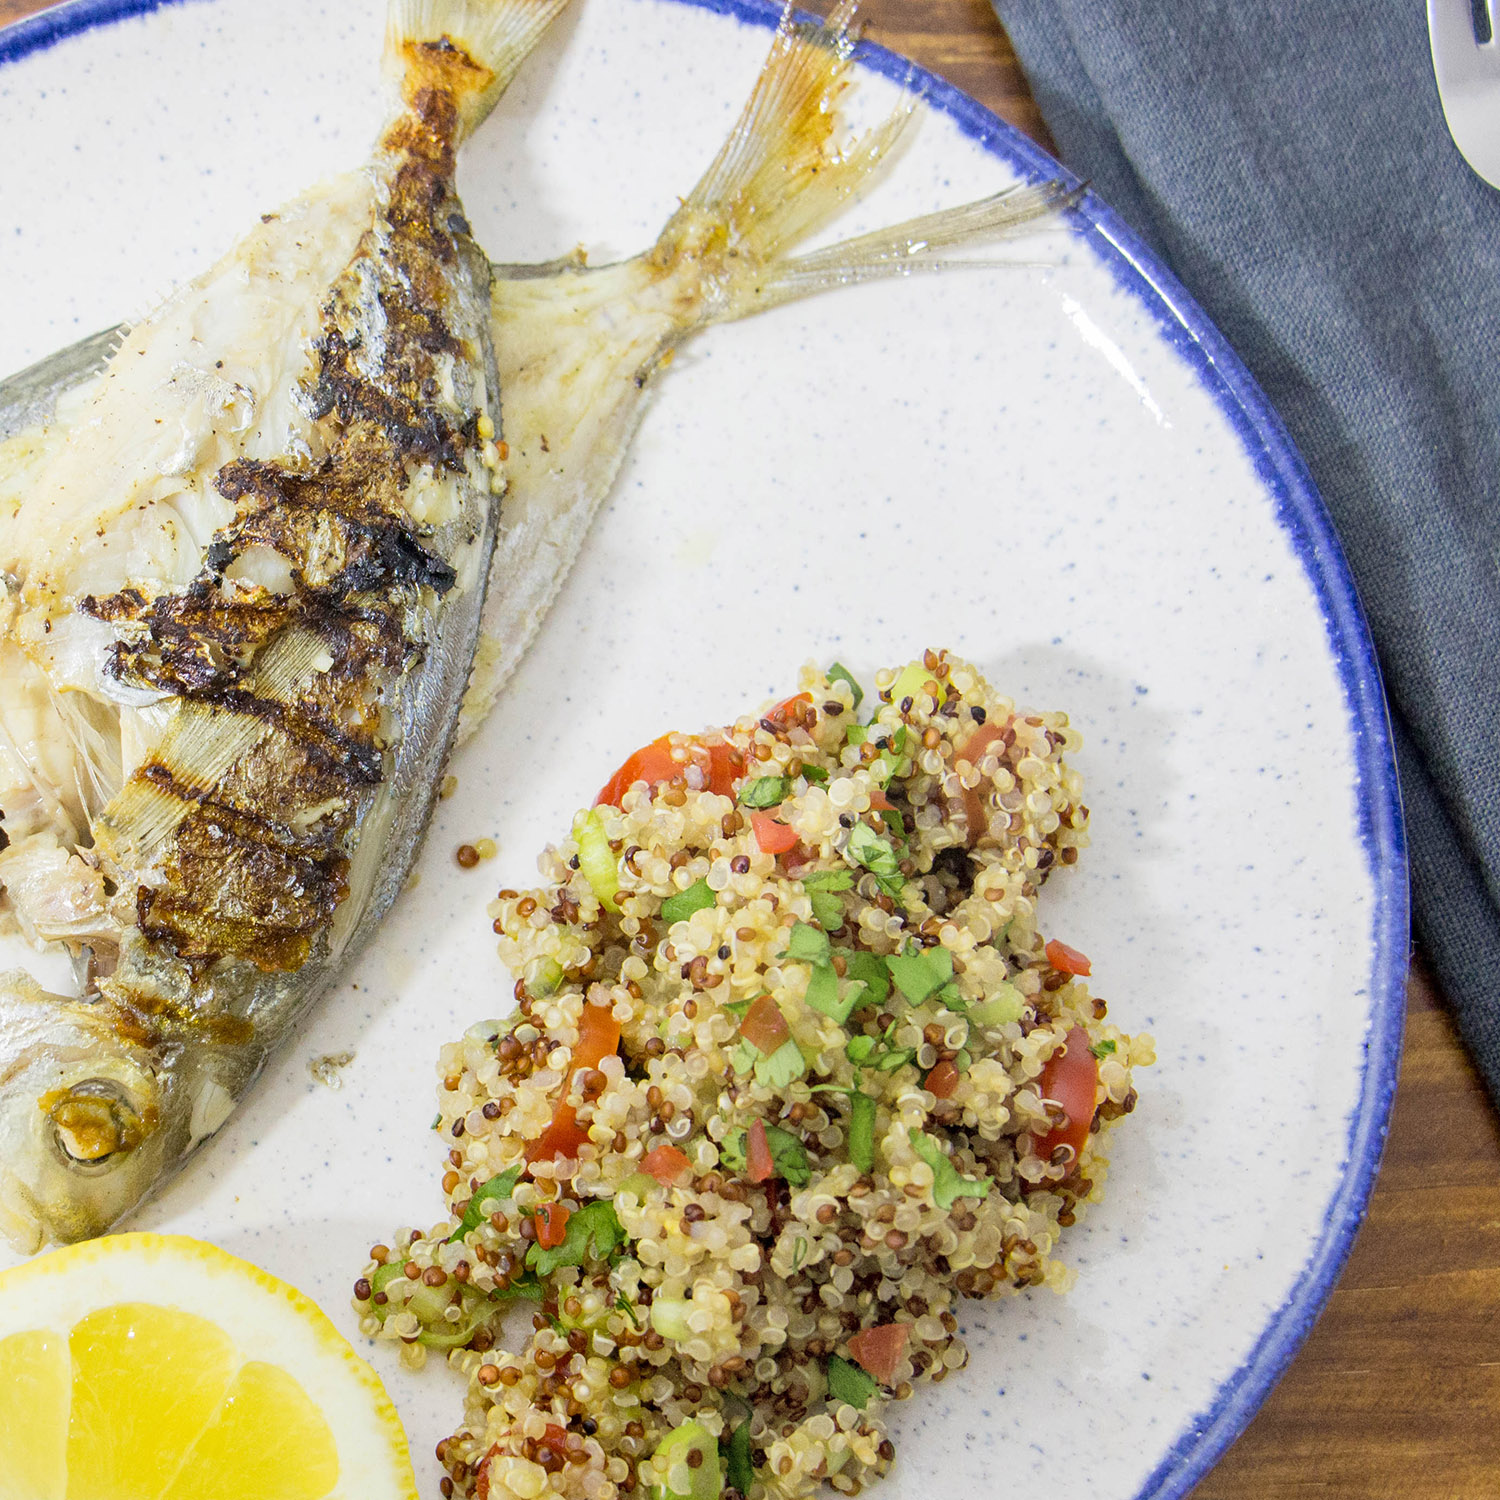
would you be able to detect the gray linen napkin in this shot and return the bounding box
[989,0,1500,1097]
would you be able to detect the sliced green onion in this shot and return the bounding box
[649,1296,695,1343]
[652,1419,723,1500]
[968,982,1026,1026]
[848,1092,876,1173]
[574,809,619,912]
[887,661,936,708]
[615,1172,659,1204]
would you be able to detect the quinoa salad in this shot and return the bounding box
[354,652,1153,1500]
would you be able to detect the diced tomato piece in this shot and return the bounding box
[924,1058,960,1099]
[574,1002,623,1069]
[475,1444,501,1500]
[641,1143,691,1184]
[541,1424,568,1456]
[949,722,1006,845]
[597,734,681,807]
[1029,1025,1098,1168]
[527,1004,622,1164]
[846,1322,910,1384]
[751,813,799,854]
[740,995,790,1053]
[867,787,893,811]
[704,739,745,798]
[764,692,813,729]
[534,1202,571,1249]
[1044,939,1091,977]
[746,1118,775,1183]
[599,733,746,806]
[527,1105,590,1164]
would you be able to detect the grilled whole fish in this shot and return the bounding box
[0,0,570,1251]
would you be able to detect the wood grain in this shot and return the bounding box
[2,0,1495,1495]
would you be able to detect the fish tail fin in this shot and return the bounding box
[743,179,1082,311]
[385,0,571,140]
[654,2,897,279]
[641,1,1074,355]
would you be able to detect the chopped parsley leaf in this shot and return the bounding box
[846,823,900,879]
[805,963,865,1024]
[525,1200,626,1276]
[809,888,845,930]
[738,776,788,809]
[842,951,891,1007]
[783,921,831,965]
[660,878,715,925]
[448,1166,523,1241]
[826,1354,879,1409]
[722,1421,755,1494]
[754,1037,807,1088]
[827,662,865,710]
[909,1130,992,1210]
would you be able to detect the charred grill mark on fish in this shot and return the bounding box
[137,797,352,971]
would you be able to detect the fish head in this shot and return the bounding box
[0,970,172,1252]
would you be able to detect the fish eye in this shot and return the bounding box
[42,1080,149,1173]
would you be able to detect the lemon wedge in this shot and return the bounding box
[0,1232,417,1500]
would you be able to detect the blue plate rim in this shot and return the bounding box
[0,2,1410,1497]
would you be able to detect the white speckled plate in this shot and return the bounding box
[0,2,1406,1497]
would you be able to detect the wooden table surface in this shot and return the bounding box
[2,0,1496,1495]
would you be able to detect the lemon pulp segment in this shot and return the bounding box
[66,1304,240,1498]
[160,1360,340,1500]
[0,1329,70,1500]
